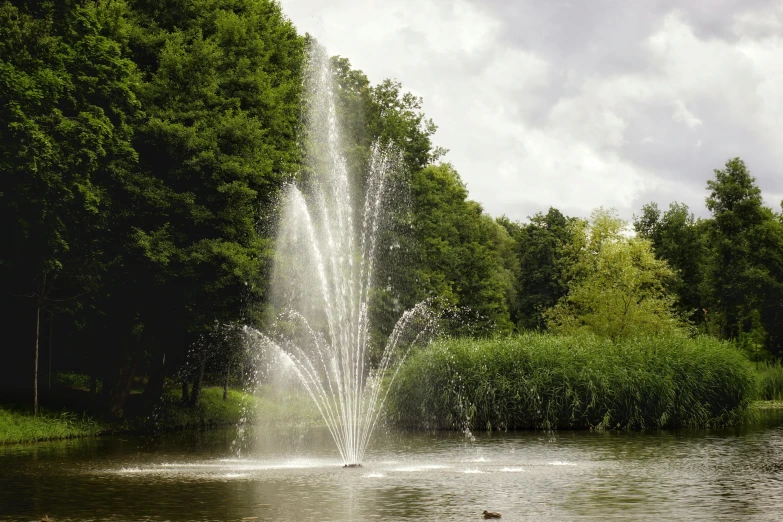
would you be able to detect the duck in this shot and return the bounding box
[483,510,502,519]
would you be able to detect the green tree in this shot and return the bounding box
[0,0,140,411]
[634,202,708,323]
[329,56,455,343]
[123,0,306,406]
[546,208,687,341]
[408,164,513,334]
[512,208,582,330]
[703,158,783,357]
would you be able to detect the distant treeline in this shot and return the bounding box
[1,1,782,418]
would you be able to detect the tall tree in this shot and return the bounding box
[704,158,783,357]
[122,0,306,406]
[407,163,513,334]
[513,208,581,330]
[0,0,139,409]
[634,202,708,323]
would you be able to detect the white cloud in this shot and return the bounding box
[281,0,783,221]
[672,100,703,129]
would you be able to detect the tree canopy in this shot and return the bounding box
[2,1,783,418]
[546,208,687,341]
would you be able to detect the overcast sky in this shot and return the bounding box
[280,0,783,222]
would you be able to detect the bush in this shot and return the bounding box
[386,333,756,431]
[53,372,97,392]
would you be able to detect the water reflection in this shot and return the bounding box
[1,409,781,521]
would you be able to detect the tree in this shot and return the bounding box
[703,158,783,357]
[513,208,582,330]
[407,164,513,334]
[120,0,306,407]
[0,0,139,410]
[546,208,687,341]
[634,202,708,323]
[329,56,452,343]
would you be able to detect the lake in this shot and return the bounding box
[2,409,782,521]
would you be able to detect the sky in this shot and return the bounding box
[280,0,783,223]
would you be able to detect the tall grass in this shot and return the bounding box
[756,361,783,401]
[0,406,104,444]
[386,334,756,431]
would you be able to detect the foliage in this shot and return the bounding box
[2,0,782,427]
[125,0,306,331]
[702,158,783,357]
[634,202,708,323]
[53,372,101,392]
[407,164,513,334]
[546,208,688,341]
[386,334,757,431]
[512,208,581,329]
[0,0,308,414]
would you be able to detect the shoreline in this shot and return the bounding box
[4,397,782,446]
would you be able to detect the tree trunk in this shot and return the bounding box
[181,379,189,403]
[88,325,98,410]
[34,304,40,416]
[48,312,53,389]
[142,352,167,414]
[223,363,229,401]
[106,339,142,419]
[106,362,138,419]
[190,347,206,407]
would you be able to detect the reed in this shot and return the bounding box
[756,361,783,401]
[386,333,756,431]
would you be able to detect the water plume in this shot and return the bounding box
[245,44,436,466]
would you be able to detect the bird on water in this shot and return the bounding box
[483,510,502,519]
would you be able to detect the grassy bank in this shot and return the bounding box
[148,385,326,431]
[0,406,104,444]
[141,387,260,432]
[386,334,757,431]
[1,386,262,443]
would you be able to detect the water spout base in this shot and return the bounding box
[343,463,362,468]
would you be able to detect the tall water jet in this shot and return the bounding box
[248,45,436,466]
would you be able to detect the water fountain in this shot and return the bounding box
[243,44,436,467]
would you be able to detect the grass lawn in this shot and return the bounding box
[0,406,104,444]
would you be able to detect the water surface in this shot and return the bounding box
[2,410,782,521]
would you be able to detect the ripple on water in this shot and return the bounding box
[393,464,451,472]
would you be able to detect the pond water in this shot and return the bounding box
[2,409,782,521]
